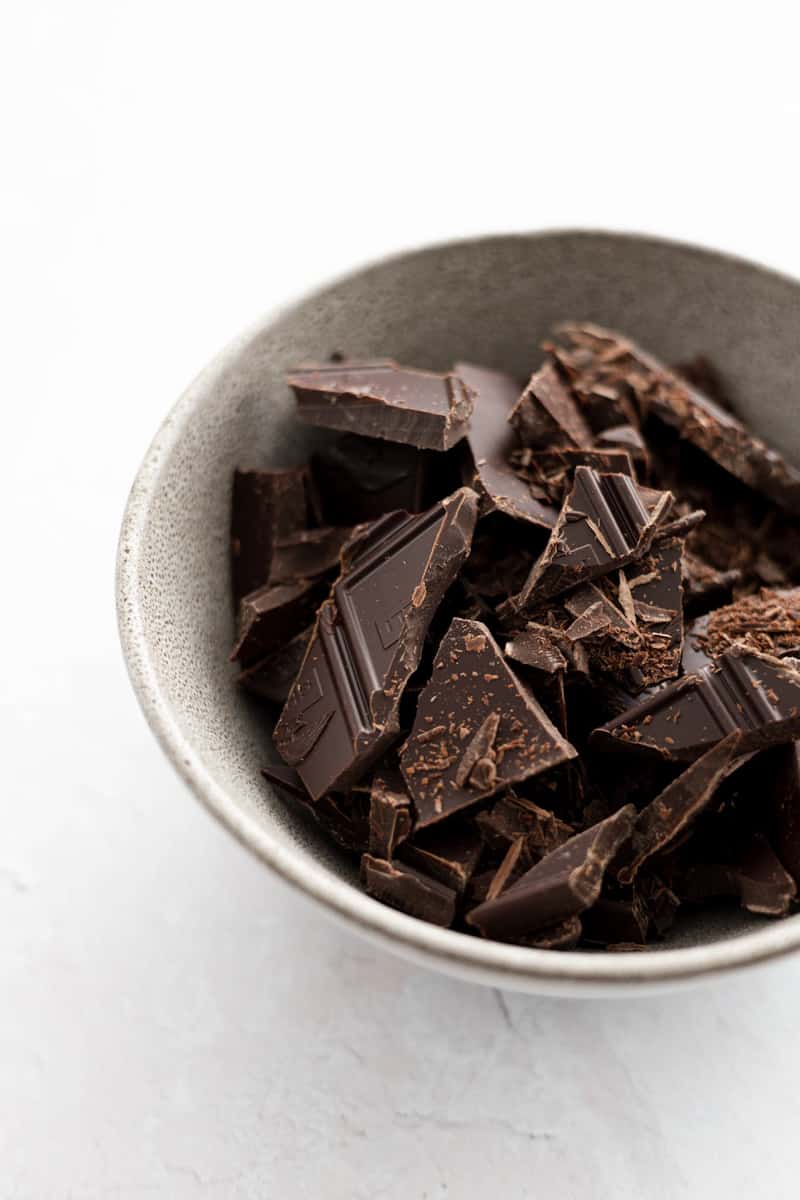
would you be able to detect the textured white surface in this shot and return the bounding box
[3,4,800,1197]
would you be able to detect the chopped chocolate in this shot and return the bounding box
[592,647,800,761]
[231,579,326,668]
[509,467,673,608]
[310,433,436,525]
[289,360,474,451]
[453,361,558,527]
[270,525,355,584]
[616,733,744,884]
[466,806,636,941]
[230,320,800,951]
[553,322,800,516]
[361,854,457,926]
[509,359,593,449]
[237,627,312,704]
[400,619,577,827]
[397,821,482,893]
[368,769,413,858]
[230,466,307,604]
[274,489,478,798]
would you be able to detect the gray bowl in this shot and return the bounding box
[117,230,800,995]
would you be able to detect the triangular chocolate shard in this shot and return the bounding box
[274,488,478,798]
[592,647,800,761]
[399,619,576,827]
[467,806,636,941]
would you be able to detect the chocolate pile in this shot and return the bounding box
[229,324,800,950]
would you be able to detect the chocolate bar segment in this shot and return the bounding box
[454,361,558,527]
[289,360,474,451]
[592,647,800,761]
[310,433,434,525]
[237,627,312,703]
[361,854,457,926]
[509,467,673,608]
[230,466,307,604]
[397,822,482,893]
[274,489,478,798]
[466,806,636,941]
[400,619,577,827]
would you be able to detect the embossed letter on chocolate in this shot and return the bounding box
[273,489,479,799]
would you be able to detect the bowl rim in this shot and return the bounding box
[116,227,800,991]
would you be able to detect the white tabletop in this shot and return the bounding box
[4,6,800,1197]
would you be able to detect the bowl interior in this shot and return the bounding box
[119,232,800,988]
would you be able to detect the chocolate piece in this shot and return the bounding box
[680,833,797,916]
[484,838,527,900]
[509,359,593,449]
[261,765,370,854]
[767,743,800,887]
[230,467,307,604]
[454,361,558,527]
[504,625,568,674]
[554,322,800,516]
[624,539,684,689]
[274,489,478,798]
[231,579,326,668]
[581,894,649,946]
[237,627,312,703]
[519,916,582,949]
[592,647,800,761]
[682,550,741,617]
[398,822,482,893]
[400,619,577,827]
[475,792,574,863]
[509,467,673,608]
[466,806,636,941]
[270,526,355,584]
[368,769,413,858]
[596,424,649,476]
[310,433,434,525]
[289,360,474,451]
[361,854,457,926]
[616,734,744,884]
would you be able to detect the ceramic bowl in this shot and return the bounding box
[117,230,800,995]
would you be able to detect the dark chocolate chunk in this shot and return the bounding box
[237,627,312,703]
[475,792,574,863]
[230,579,326,668]
[361,854,457,926]
[230,466,308,605]
[592,647,800,761]
[504,625,569,674]
[554,323,800,516]
[509,467,673,608]
[368,769,413,858]
[596,424,649,476]
[289,360,474,451]
[270,526,355,584]
[680,833,797,916]
[682,550,741,618]
[466,806,636,941]
[261,765,370,854]
[518,916,582,949]
[624,538,684,689]
[399,619,577,827]
[509,359,593,449]
[397,822,482,893]
[274,489,478,798]
[616,733,744,884]
[581,894,649,946]
[454,361,558,527]
[310,433,434,525]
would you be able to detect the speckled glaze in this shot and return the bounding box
[117,231,800,995]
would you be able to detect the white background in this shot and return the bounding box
[3,4,800,1197]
